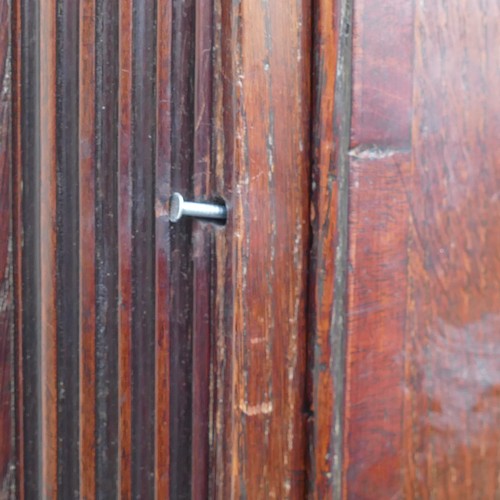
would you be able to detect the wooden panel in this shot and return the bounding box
[311,0,500,498]
[404,0,500,496]
[350,0,414,147]
[344,153,410,498]
[342,0,415,497]
[0,0,15,495]
[213,0,311,496]
[11,0,201,497]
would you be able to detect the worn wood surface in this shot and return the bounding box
[5,0,500,497]
[212,0,311,497]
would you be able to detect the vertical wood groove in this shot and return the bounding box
[56,0,80,495]
[130,0,157,497]
[118,0,133,497]
[0,0,15,495]
[191,0,214,496]
[12,0,24,494]
[94,0,119,494]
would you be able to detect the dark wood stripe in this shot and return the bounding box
[0,0,15,494]
[118,0,133,497]
[55,0,80,495]
[94,0,119,495]
[78,0,96,496]
[191,0,214,496]
[168,0,196,495]
[155,0,172,496]
[131,0,157,496]
[19,0,40,496]
[11,0,24,495]
[330,1,353,499]
[39,0,58,496]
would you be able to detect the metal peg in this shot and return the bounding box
[169,192,227,223]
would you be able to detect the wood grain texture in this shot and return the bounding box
[39,0,58,496]
[404,0,500,496]
[213,0,311,496]
[350,0,414,147]
[340,0,500,498]
[342,0,414,497]
[344,153,410,499]
[12,0,196,496]
[0,0,15,495]
[307,0,339,495]
[79,0,97,496]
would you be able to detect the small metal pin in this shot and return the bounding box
[169,192,227,223]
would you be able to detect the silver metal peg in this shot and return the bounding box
[169,192,227,223]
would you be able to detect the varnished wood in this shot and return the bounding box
[311,0,500,498]
[7,0,500,497]
[79,0,97,497]
[342,0,415,497]
[39,0,58,496]
[404,0,500,496]
[213,0,311,496]
[308,0,339,496]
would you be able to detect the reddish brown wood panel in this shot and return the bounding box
[0,0,15,495]
[404,0,500,496]
[212,0,311,497]
[311,0,500,497]
[344,153,410,498]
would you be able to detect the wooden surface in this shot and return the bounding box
[4,0,500,497]
[0,0,14,495]
[11,0,198,497]
[311,0,500,498]
[212,0,311,497]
